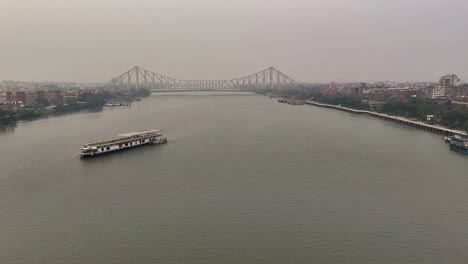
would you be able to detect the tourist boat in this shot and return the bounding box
[449,137,468,154]
[79,130,167,157]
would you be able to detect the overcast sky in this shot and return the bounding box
[1,0,467,83]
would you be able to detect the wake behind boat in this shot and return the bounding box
[80,129,167,157]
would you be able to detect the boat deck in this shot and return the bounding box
[87,138,132,147]
[85,130,162,148]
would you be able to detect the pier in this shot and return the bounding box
[306,101,468,138]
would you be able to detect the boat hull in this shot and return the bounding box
[449,144,468,154]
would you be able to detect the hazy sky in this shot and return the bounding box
[1,0,467,83]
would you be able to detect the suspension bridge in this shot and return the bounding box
[110,66,299,91]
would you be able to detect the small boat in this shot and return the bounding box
[450,141,468,154]
[448,137,468,154]
[104,101,131,107]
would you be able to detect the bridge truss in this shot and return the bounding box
[110,66,298,91]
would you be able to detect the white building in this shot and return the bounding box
[432,86,446,99]
[433,74,460,99]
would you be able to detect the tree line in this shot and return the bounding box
[0,88,151,124]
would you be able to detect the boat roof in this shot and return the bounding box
[452,137,468,142]
[118,129,161,138]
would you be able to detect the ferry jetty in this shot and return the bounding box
[305,101,468,138]
[79,129,167,157]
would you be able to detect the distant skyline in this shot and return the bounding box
[1,0,467,83]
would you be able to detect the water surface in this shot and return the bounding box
[1,92,468,264]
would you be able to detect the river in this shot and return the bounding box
[1,92,468,264]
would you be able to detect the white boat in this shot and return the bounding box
[80,129,167,157]
[104,101,131,107]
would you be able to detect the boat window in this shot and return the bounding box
[107,147,110,150]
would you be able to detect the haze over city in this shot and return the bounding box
[1,0,467,83]
[4,1,468,264]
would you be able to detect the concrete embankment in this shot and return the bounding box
[305,101,468,138]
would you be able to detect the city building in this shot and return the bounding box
[453,84,468,101]
[437,74,460,100]
[0,92,6,104]
[321,88,335,96]
[439,74,460,87]
[363,100,386,111]
[432,86,446,99]
[5,90,62,105]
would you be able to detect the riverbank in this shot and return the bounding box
[0,104,101,124]
[0,88,151,124]
[264,89,468,133]
[306,100,468,138]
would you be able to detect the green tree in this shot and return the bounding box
[15,109,41,119]
[35,97,50,108]
[129,88,151,98]
[78,93,106,107]
[0,109,18,123]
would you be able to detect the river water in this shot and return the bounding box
[1,92,468,264]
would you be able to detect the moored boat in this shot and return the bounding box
[445,134,462,143]
[104,101,131,107]
[449,137,468,154]
[287,99,305,105]
[80,129,167,157]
